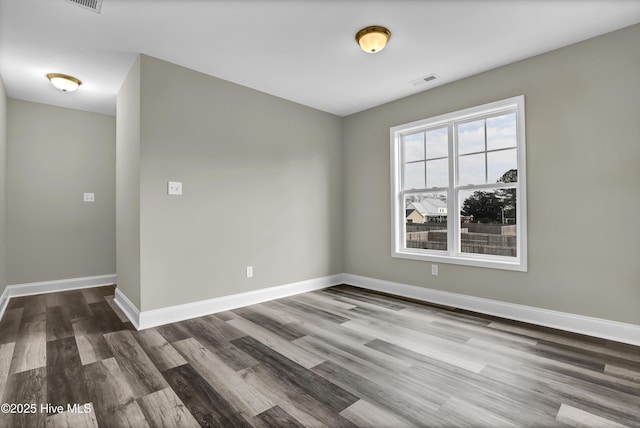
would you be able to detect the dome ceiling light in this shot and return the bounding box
[47,73,82,92]
[355,26,391,53]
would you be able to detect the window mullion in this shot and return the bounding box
[404,187,449,194]
[423,134,427,188]
[399,190,406,252]
[458,182,517,191]
[448,123,457,256]
[484,119,488,184]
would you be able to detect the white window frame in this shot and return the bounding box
[390,96,527,271]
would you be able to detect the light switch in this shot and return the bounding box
[83,193,95,202]
[168,181,183,195]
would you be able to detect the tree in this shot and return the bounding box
[498,169,517,183]
[461,191,503,223]
[497,169,517,222]
[462,169,517,223]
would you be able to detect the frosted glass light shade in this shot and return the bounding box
[47,73,82,92]
[356,26,391,53]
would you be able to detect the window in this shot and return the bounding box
[390,96,527,271]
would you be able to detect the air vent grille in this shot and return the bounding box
[65,0,103,13]
[410,74,439,87]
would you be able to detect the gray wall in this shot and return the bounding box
[6,100,116,284]
[116,57,142,308]
[343,24,640,325]
[5,25,637,328]
[128,55,343,311]
[0,77,6,293]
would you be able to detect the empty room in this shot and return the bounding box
[0,0,639,427]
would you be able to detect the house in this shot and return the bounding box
[406,199,447,223]
[0,1,638,426]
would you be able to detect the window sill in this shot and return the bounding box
[392,249,527,272]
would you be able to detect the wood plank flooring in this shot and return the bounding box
[0,284,638,427]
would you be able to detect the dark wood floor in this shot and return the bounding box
[0,284,638,427]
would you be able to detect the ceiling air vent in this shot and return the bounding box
[410,74,438,87]
[65,0,103,13]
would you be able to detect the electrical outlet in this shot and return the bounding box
[168,181,183,195]
[431,264,439,276]
[83,193,95,202]
[246,266,253,278]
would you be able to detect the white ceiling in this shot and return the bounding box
[1,0,639,117]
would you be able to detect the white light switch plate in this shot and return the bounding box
[168,181,183,195]
[83,193,95,202]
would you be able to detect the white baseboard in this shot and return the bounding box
[0,296,9,324]
[7,271,635,346]
[114,288,140,330]
[342,273,640,346]
[0,274,117,321]
[119,274,343,330]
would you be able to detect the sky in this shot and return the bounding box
[403,112,518,190]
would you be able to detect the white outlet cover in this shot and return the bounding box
[83,192,95,202]
[168,181,183,195]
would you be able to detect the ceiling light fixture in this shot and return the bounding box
[46,73,82,92]
[356,26,391,53]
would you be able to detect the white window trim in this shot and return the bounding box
[390,95,527,272]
